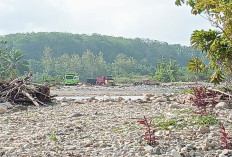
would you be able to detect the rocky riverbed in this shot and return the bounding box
[0,85,232,157]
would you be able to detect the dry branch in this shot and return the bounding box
[0,73,54,106]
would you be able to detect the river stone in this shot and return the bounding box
[0,102,13,109]
[171,150,181,157]
[189,150,195,157]
[143,93,154,98]
[194,152,203,157]
[206,140,218,147]
[169,103,181,109]
[73,100,84,104]
[69,113,83,117]
[14,105,27,111]
[60,97,67,102]
[152,147,162,155]
[219,154,227,157]
[155,97,167,102]
[0,106,7,114]
[215,102,227,109]
[199,126,210,134]
[221,149,229,155]
[144,145,153,152]
[67,145,76,150]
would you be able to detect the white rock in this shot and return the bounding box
[60,102,69,106]
[0,102,13,109]
[215,102,227,109]
[228,113,232,120]
[60,97,67,102]
[219,154,227,157]
[206,140,218,147]
[221,149,229,155]
[194,152,203,157]
[171,150,181,157]
[189,150,195,157]
[0,107,7,114]
[144,145,153,152]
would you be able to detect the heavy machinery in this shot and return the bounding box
[86,78,97,85]
[64,73,79,85]
[96,76,115,86]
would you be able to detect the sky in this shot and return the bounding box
[0,0,213,46]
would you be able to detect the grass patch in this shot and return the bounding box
[111,127,124,133]
[151,110,220,130]
[156,119,177,130]
[128,125,139,131]
[49,132,58,142]
[181,88,193,94]
[80,135,89,139]
[190,114,221,127]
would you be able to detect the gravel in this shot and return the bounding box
[0,85,231,156]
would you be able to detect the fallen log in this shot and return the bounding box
[21,90,40,106]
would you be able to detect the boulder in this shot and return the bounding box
[0,106,7,114]
[199,126,210,134]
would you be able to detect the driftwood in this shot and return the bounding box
[0,73,54,106]
[208,88,232,102]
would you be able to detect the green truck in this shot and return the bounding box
[64,73,79,85]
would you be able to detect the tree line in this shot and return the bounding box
[29,47,209,83]
[0,32,204,67]
[0,32,211,84]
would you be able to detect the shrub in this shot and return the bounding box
[190,85,217,115]
[219,125,232,149]
[138,116,157,145]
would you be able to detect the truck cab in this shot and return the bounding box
[97,76,115,86]
[64,73,79,85]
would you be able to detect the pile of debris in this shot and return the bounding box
[0,73,54,106]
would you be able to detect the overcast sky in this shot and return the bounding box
[0,0,212,46]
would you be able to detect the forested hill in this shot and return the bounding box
[0,32,202,66]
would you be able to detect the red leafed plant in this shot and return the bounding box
[219,125,232,149]
[190,85,217,115]
[138,116,157,145]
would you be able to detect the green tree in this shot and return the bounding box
[155,56,182,82]
[7,49,29,78]
[112,53,145,76]
[81,50,97,78]
[0,41,29,79]
[28,59,44,73]
[0,41,10,78]
[95,52,109,77]
[41,47,56,76]
[176,0,232,84]
[187,57,205,81]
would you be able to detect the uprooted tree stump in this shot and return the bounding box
[0,72,55,106]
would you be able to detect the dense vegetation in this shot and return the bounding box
[0,32,210,83]
[0,32,204,67]
[176,0,232,84]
